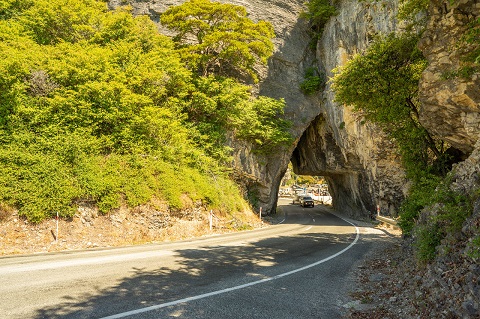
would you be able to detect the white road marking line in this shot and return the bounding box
[100,216,360,319]
[0,251,175,274]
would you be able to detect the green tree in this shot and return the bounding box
[185,75,292,157]
[302,0,337,34]
[331,33,443,176]
[0,0,253,222]
[233,96,292,153]
[160,0,275,82]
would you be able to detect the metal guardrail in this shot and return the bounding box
[375,214,399,226]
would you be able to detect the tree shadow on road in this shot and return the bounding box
[32,223,397,319]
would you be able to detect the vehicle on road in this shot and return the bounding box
[300,196,315,208]
[292,194,305,204]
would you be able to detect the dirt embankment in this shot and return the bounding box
[0,202,263,256]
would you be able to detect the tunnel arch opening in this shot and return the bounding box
[280,114,380,220]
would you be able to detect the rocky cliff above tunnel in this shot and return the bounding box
[292,0,409,218]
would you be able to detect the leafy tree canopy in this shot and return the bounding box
[160,0,275,83]
[0,0,292,222]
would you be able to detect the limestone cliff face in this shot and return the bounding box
[418,0,480,156]
[292,0,407,218]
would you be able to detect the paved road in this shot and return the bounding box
[0,199,382,319]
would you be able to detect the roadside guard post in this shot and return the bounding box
[56,212,59,242]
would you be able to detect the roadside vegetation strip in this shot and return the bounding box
[100,215,360,319]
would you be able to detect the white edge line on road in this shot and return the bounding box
[0,251,175,274]
[100,215,360,319]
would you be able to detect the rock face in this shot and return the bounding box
[294,0,407,218]
[414,3,480,315]
[418,0,480,156]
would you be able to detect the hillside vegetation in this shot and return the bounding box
[0,0,292,223]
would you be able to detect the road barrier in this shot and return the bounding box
[375,214,399,227]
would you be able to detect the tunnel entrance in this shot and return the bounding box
[282,114,406,219]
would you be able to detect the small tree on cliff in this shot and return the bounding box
[160,0,275,83]
[331,32,445,176]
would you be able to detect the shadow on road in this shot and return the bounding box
[33,218,394,319]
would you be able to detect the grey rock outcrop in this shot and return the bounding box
[418,0,480,156]
[294,0,407,218]
[418,0,479,197]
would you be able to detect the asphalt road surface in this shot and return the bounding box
[0,199,386,319]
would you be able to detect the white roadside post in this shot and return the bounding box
[259,207,262,220]
[56,212,59,243]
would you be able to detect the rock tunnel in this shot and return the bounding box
[290,115,378,219]
[255,111,406,220]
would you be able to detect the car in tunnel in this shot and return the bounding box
[300,196,315,208]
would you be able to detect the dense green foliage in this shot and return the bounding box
[300,67,324,95]
[184,76,292,156]
[302,0,337,33]
[0,0,292,222]
[160,0,274,83]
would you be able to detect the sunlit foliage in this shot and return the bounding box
[160,0,275,83]
[0,0,291,222]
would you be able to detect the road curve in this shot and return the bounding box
[0,199,372,319]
